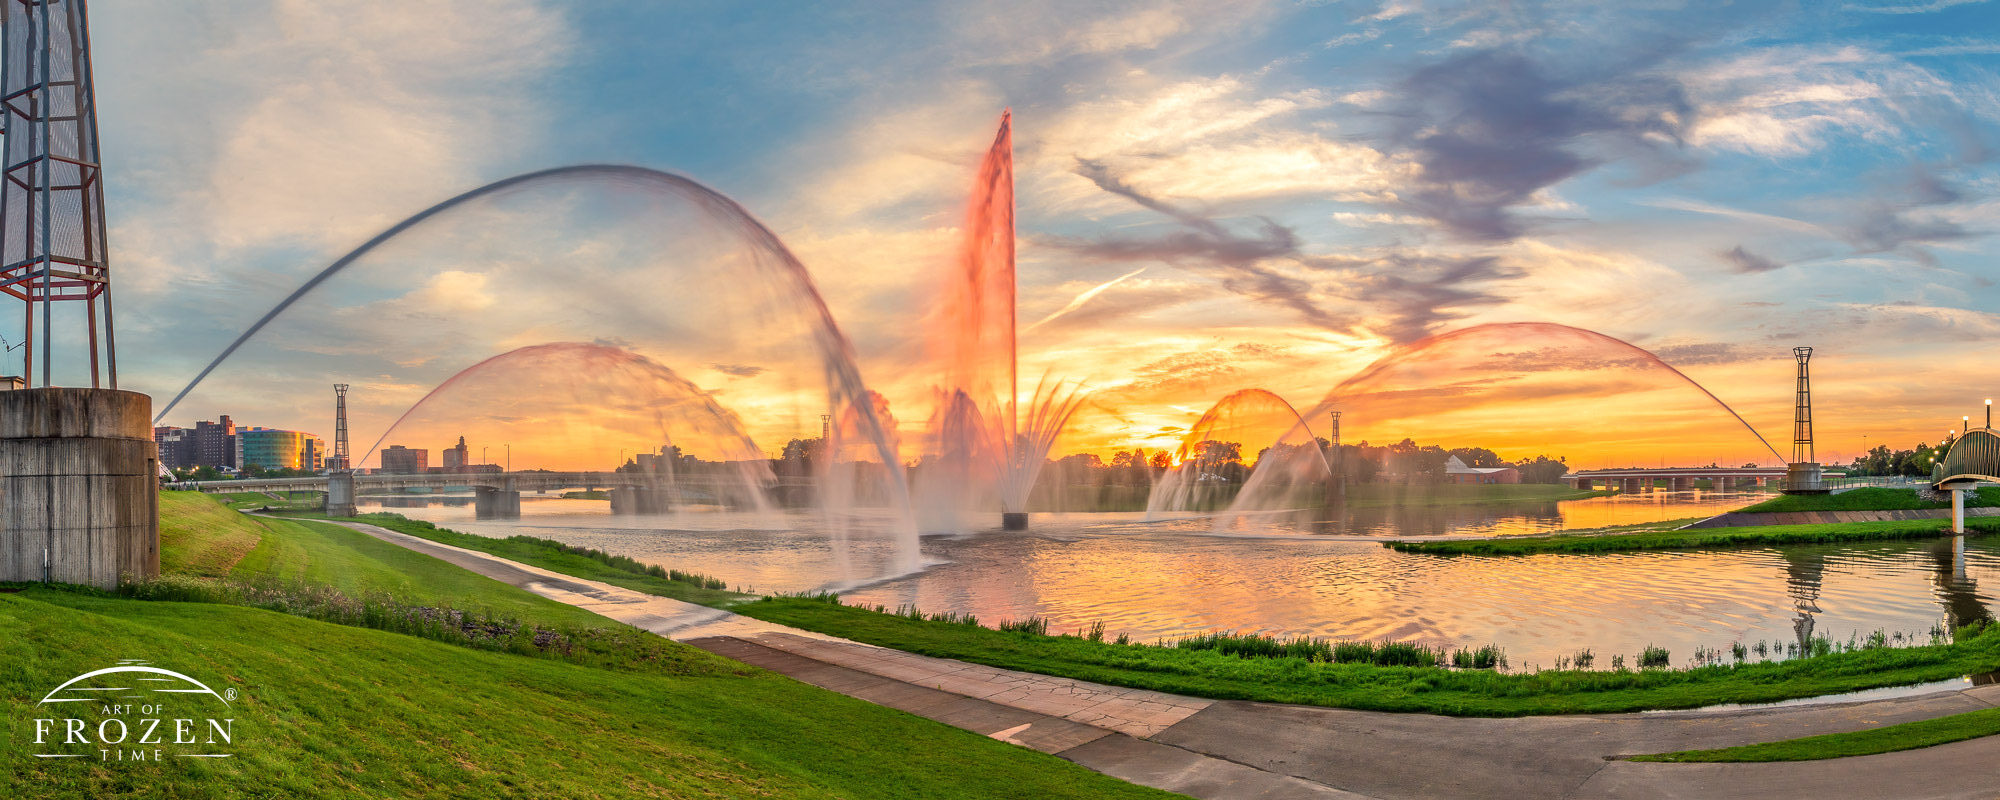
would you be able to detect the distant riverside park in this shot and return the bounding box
[7,38,2000,796]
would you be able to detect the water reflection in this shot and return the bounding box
[363,493,1998,669]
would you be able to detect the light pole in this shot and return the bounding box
[506,443,511,473]
[1986,399,1992,429]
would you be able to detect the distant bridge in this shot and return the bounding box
[1565,467,1789,492]
[185,471,807,519]
[189,471,668,495]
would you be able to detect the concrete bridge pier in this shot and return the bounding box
[610,487,672,515]
[1952,487,1965,534]
[0,388,159,590]
[326,471,357,517]
[475,486,521,520]
[1671,476,1692,492]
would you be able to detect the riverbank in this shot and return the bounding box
[284,505,2000,719]
[731,595,2000,717]
[4,493,1176,799]
[1384,517,2000,555]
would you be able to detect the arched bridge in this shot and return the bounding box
[1931,428,2000,534]
[1934,428,2000,489]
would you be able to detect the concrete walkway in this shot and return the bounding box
[320,518,2000,800]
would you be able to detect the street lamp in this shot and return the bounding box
[1986,399,1991,429]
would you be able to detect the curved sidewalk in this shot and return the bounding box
[322,518,2000,800]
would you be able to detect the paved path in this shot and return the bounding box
[318,517,2000,799]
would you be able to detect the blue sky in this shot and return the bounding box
[73,0,2000,467]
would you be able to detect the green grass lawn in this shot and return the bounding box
[2,588,1176,799]
[284,510,746,607]
[1631,705,2000,762]
[1738,486,2000,513]
[1384,517,2000,556]
[732,596,2000,718]
[5,492,1177,799]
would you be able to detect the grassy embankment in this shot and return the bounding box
[1385,518,2000,556]
[299,503,2000,718]
[282,510,745,606]
[733,596,2000,717]
[1739,486,2000,513]
[1632,706,2000,762]
[560,489,610,501]
[2,493,1176,799]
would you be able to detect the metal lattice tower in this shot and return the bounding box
[1,0,114,388]
[1792,347,1813,466]
[331,384,350,471]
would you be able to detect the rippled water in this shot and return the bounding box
[364,490,1996,669]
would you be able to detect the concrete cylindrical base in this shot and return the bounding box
[325,471,358,517]
[0,388,159,589]
[1001,512,1028,530]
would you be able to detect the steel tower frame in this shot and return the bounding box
[331,384,350,471]
[0,0,114,388]
[1792,347,1813,466]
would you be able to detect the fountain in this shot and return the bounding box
[363,342,781,516]
[154,165,920,572]
[1156,322,1789,527]
[1147,389,1331,518]
[920,110,1087,532]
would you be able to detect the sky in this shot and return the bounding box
[58,0,2000,470]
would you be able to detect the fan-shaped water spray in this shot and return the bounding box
[1220,322,1787,525]
[152,163,917,568]
[362,342,781,516]
[1147,389,1330,517]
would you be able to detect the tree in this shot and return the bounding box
[1511,454,1569,484]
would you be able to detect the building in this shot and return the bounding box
[2,375,20,390]
[379,445,428,474]
[442,436,469,472]
[235,427,326,472]
[1445,455,1520,485]
[153,426,195,470]
[191,416,237,470]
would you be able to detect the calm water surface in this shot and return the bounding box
[366,490,1996,669]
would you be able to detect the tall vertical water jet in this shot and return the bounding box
[921,111,1086,531]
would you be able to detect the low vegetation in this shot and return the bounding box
[1631,706,2000,762]
[1384,517,2000,556]
[734,596,2000,717]
[1739,486,2000,513]
[289,511,744,604]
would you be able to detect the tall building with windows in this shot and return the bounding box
[191,416,237,470]
[379,445,428,474]
[153,426,195,470]
[235,427,326,472]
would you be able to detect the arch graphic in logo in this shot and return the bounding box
[29,660,238,762]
